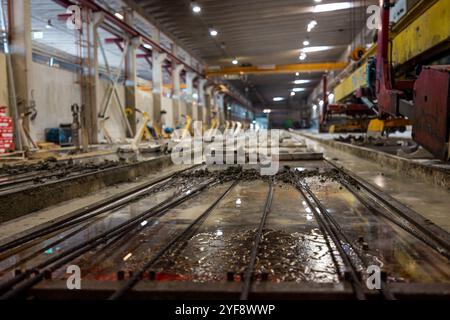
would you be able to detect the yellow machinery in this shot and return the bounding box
[367,118,411,137]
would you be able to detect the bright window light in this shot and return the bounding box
[313,2,352,13]
[301,46,334,53]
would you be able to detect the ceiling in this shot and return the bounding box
[132,0,377,110]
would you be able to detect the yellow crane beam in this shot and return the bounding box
[206,62,348,77]
[333,0,450,102]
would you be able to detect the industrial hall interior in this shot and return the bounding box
[0,0,449,302]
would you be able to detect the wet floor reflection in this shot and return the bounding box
[306,175,450,284]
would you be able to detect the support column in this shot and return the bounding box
[216,93,226,125]
[9,0,34,149]
[185,71,196,118]
[152,51,167,125]
[124,9,141,137]
[81,9,103,145]
[171,63,184,128]
[205,86,213,127]
[198,78,207,123]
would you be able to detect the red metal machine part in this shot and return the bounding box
[376,0,450,160]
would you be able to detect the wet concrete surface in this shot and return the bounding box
[297,132,450,232]
[0,153,449,296]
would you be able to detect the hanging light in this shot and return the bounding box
[191,2,202,13]
[209,28,218,37]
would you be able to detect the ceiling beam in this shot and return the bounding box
[206,62,347,77]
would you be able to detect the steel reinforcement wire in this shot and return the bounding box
[109,179,240,300]
[0,165,200,253]
[240,179,274,301]
[324,158,450,260]
[0,177,216,299]
[300,183,395,300]
[296,183,368,300]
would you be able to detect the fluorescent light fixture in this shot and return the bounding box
[209,29,218,37]
[191,2,201,13]
[301,46,334,53]
[114,12,124,20]
[313,2,352,13]
[143,43,153,50]
[294,79,310,85]
[303,40,310,46]
[232,59,239,65]
[292,88,306,92]
[263,109,272,114]
[273,97,285,102]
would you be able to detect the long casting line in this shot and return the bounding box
[240,180,274,301]
[338,176,450,260]
[301,183,396,300]
[109,179,240,300]
[0,214,109,273]
[0,165,200,253]
[296,184,367,300]
[0,178,216,299]
[324,158,450,257]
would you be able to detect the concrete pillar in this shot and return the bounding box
[81,9,103,145]
[185,71,196,118]
[197,78,206,123]
[171,63,184,127]
[216,93,226,125]
[9,0,33,148]
[152,51,167,125]
[124,10,141,137]
[205,86,213,127]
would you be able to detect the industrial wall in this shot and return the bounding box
[30,62,81,142]
[28,62,180,143]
